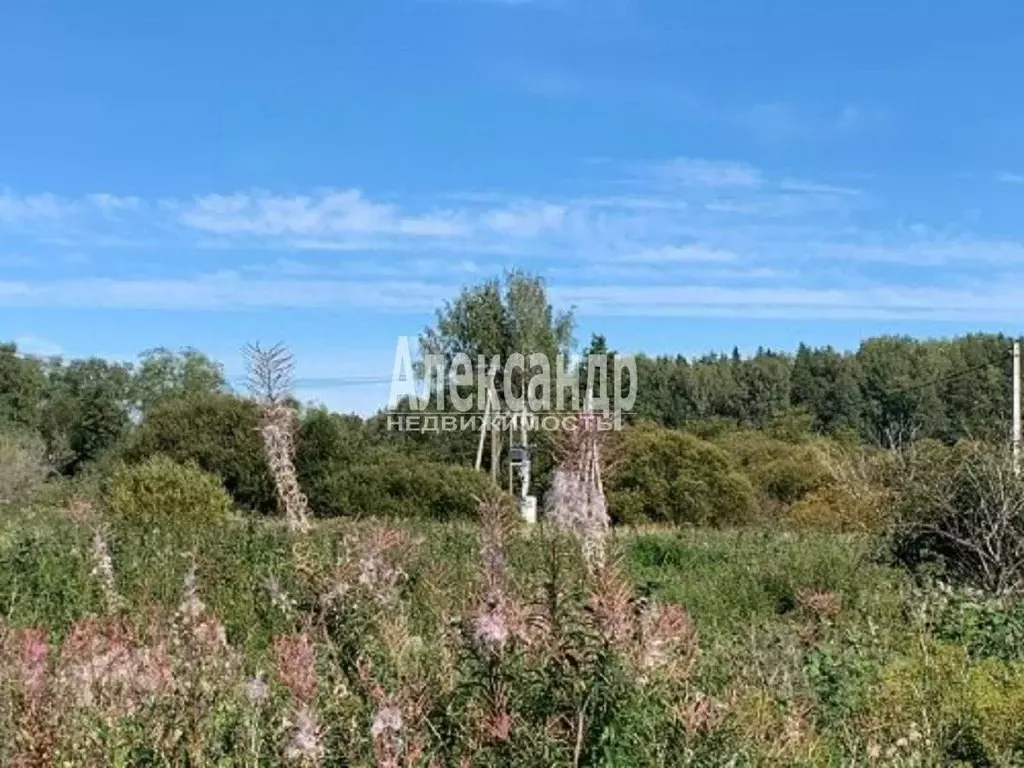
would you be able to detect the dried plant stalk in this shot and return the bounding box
[543,412,610,569]
[244,342,311,533]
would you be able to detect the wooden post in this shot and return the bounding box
[475,383,491,472]
[490,397,500,483]
[1015,341,1021,475]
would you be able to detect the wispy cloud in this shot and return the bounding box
[997,171,1024,184]
[4,272,1024,322]
[620,245,737,263]
[0,273,452,312]
[644,157,763,188]
[2,155,1023,322]
[173,190,469,238]
[0,191,141,224]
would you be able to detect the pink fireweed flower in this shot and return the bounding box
[57,619,174,714]
[371,704,405,768]
[89,527,120,611]
[285,706,323,763]
[274,633,317,705]
[371,705,404,739]
[19,627,48,697]
[472,608,510,657]
[177,564,206,621]
[245,673,270,705]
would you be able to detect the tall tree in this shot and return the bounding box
[40,358,133,473]
[857,336,948,446]
[790,344,863,434]
[0,343,46,432]
[132,347,226,415]
[735,348,792,428]
[419,269,575,408]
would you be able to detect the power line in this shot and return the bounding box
[226,375,394,389]
[879,355,1009,398]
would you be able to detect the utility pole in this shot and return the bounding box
[474,382,491,472]
[1014,340,1021,475]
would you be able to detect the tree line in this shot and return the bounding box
[0,272,1017,496]
[631,332,1013,445]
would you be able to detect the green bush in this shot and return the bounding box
[322,452,499,520]
[607,425,757,526]
[713,430,830,508]
[106,455,235,530]
[295,408,373,515]
[128,391,276,513]
[0,430,50,505]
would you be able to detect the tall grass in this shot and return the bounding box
[4,501,1024,764]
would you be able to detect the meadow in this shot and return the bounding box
[4,290,1024,765]
[4,494,1024,767]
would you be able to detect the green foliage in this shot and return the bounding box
[790,344,863,434]
[105,455,235,531]
[804,643,876,725]
[40,357,133,474]
[294,407,371,514]
[0,342,46,431]
[12,508,1024,764]
[129,391,276,513]
[626,528,897,637]
[923,587,1024,662]
[607,425,757,526]
[131,346,226,415]
[0,430,50,505]
[713,430,830,508]
[632,333,1012,446]
[419,269,574,409]
[324,452,499,520]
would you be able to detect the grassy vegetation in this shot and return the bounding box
[5,494,1024,766]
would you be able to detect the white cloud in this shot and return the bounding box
[0,192,70,222]
[648,157,763,188]
[812,238,1024,266]
[0,273,454,312]
[552,283,1024,321]
[176,190,471,240]
[778,179,863,196]
[997,171,1024,184]
[0,191,141,223]
[4,273,1024,322]
[619,245,737,263]
[87,193,142,214]
[482,202,568,236]
[2,158,1021,326]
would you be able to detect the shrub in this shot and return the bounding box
[607,426,757,526]
[317,451,499,520]
[105,455,235,531]
[892,440,1024,595]
[922,585,1024,662]
[295,408,372,516]
[0,431,50,505]
[714,430,830,510]
[786,442,894,533]
[128,392,276,513]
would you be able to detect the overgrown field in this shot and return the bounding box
[5,499,1024,767]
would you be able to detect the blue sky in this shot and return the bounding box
[4,0,1024,413]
